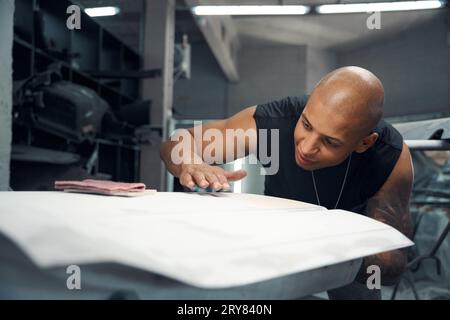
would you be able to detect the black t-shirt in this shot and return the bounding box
[253,95,404,215]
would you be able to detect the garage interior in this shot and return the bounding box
[0,0,449,300]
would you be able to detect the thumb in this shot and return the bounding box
[223,169,247,181]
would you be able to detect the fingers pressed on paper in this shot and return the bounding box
[193,171,208,188]
[180,173,195,189]
[216,174,230,190]
[204,172,222,190]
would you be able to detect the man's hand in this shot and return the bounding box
[160,106,256,187]
[179,163,247,191]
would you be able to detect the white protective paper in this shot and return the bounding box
[0,191,414,288]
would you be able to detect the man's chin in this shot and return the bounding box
[295,159,320,171]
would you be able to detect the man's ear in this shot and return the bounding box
[354,132,379,153]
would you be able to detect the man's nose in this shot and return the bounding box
[301,136,319,156]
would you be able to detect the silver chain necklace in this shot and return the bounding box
[311,153,352,209]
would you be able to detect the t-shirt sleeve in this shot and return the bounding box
[360,123,404,199]
[252,95,307,167]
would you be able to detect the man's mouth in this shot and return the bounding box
[296,149,317,165]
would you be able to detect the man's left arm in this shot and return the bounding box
[359,142,414,286]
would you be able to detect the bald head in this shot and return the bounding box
[311,66,384,136]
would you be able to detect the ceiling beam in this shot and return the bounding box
[184,0,240,82]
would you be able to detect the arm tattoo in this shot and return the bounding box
[357,169,413,286]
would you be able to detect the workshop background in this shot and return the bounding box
[0,0,449,299]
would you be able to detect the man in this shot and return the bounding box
[160,66,413,299]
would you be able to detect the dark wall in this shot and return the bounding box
[338,12,450,117]
[173,44,307,120]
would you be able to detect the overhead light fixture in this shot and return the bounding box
[84,6,120,17]
[316,1,446,14]
[191,5,310,16]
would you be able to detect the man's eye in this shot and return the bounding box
[325,139,338,147]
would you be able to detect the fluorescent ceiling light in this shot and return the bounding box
[191,5,310,16]
[316,1,446,14]
[85,6,120,17]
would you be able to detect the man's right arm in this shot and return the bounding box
[160,106,257,191]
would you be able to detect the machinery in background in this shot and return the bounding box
[11,63,153,189]
[11,0,167,190]
[391,118,450,299]
[13,63,149,144]
[13,65,109,143]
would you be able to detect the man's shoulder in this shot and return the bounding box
[374,119,404,151]
[360,120,404,199]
